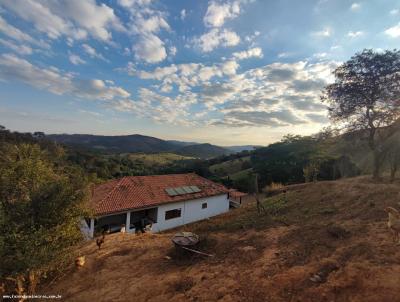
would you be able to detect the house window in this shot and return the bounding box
[202,202,207,209]
[165,208,181,220]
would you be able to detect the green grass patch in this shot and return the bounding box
[263,194,290,216]
[210,156,251,176]
[127,152,193,166]
[229,168,253,181]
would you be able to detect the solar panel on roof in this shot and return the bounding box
[174,187,186,195]
[165,188,179,196]
[189,185,201,193]
[182,186,194,194]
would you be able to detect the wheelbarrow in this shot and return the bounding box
[171,232,213,257]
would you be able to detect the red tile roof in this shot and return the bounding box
[228,189,248,199]
[91,173,228,216]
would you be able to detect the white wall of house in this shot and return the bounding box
[86,194,229,238]
[152,194,229,232]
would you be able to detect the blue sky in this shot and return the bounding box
[0,0,399,145]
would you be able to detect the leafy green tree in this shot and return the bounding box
[381,131,400,182]
[0,143,89,294]
[252,135,318,186]
[322,49,400,179]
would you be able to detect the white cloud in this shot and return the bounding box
[277,52,293,58]
[0,38,33,55]
[126,62,136,76]
[390,9,399,15]
[180,9,186,20]
[194,28,240,52]
[0,16,49,49]
[82,43,106,60]
[137,59,240,92]
[347,30,364,38]
[78,109,103,117]
[0,53,130,100]
[244,31,260,42]
[134,58,338,127]
[233,47,263,60]
[350,3,361,11]
[133,34,167,63]
[384,23,400,38]
[221,60,239,75]
[213,60,337,127]
[1,0,124,42]
[115,61,136,76]
[58,0,125,40]
[133,15,170,34]
[118,0,170,63]
[311,28,331,37]
[111,88,196,126]
[169,46,177,56]
[204,1,241,27]
[75,79,130,100]
[117,0,152,8]
[313,52,328,59]
[0,53,74,95]
[330,45,341,50]
[69,53,86,65]
[2,0,76,40]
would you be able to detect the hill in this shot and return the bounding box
[47,134,232,159]
[209,156,251,176]
[226,145,262,152]
[47,134,178,153]
[175,143,230,159]
[43,176,400,302]
[126,153,194,166]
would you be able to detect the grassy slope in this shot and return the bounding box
[44,176,400,302]
[209,156,250,176]
[228,167,253,181]
[126,153,193,166]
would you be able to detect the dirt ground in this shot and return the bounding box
[41,176,400,302]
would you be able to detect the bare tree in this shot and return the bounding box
[322,49,400,179]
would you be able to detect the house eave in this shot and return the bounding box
[94,192,228,217]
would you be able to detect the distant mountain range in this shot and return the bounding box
[226,145,262,152]
[46,133,259,159]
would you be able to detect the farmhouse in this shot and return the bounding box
[81,173,229,238]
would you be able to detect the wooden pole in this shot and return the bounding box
[255,174,265,214]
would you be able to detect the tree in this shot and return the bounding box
[387,145,400,182]
[0,143,89,295]
[381,131,400,182]
[322,49,400,179]
[252,135,318,186]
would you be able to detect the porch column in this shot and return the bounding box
[89,218,95,239]
[126,211,131,233]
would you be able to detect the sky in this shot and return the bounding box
[0,0,399,146]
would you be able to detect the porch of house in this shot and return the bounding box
[82,207,158,239]
[228,189,248,208]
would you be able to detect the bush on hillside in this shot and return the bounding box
[0,142,89,295]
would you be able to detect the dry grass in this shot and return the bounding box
[263,181,285,193]
[41,176,400,302]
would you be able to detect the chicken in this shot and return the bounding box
[384,207,400,243]
[75,256,85,268]
[96,232,105,250]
